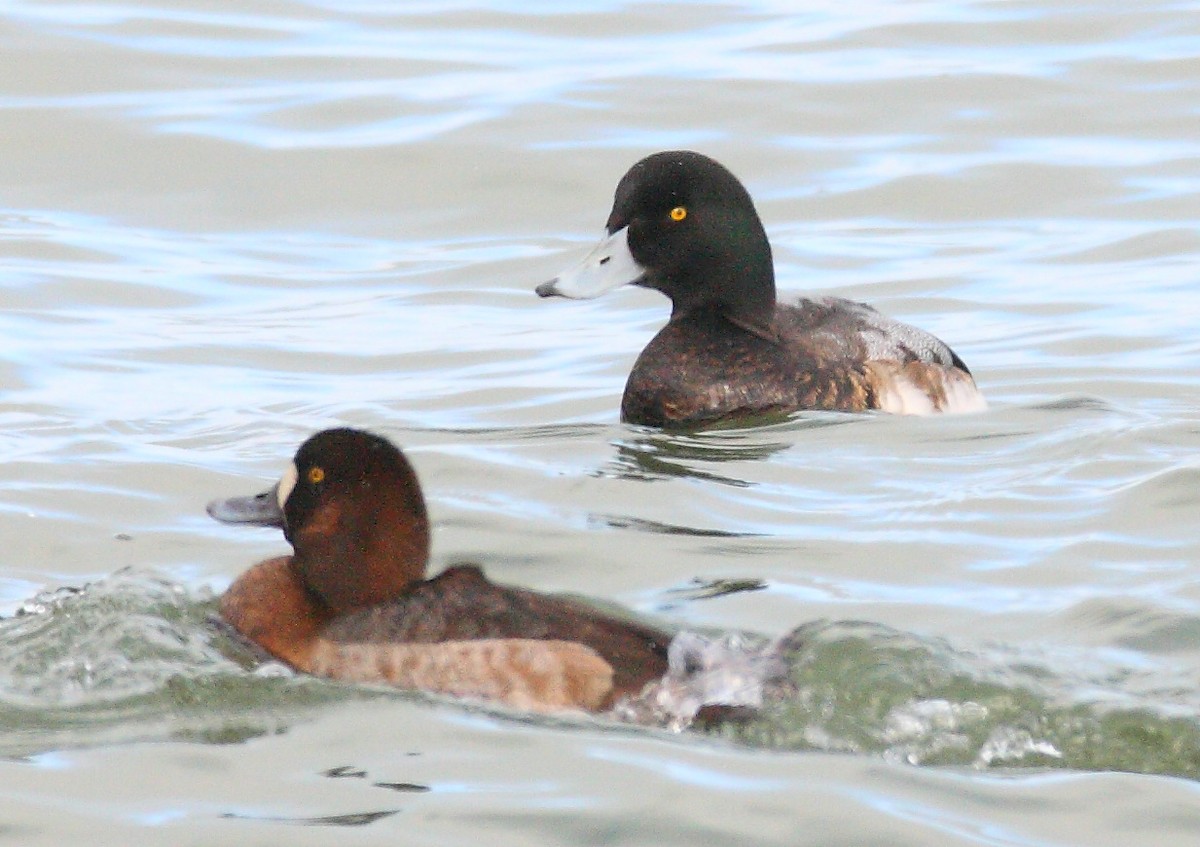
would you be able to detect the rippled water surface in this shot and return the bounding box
[2,1,1200,844]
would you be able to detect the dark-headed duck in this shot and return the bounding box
[209,427,670,712]
[536,150,986,427]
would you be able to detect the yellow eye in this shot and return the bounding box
[307,466,325,485]
[669,206,687,222]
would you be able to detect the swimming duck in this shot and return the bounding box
[536,150,986,427]
[209,427,671,712]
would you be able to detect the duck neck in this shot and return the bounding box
[289,493,431,616]
[668,221,777,341]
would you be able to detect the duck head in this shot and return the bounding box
[536,150,777,335]
[208,427,430,615]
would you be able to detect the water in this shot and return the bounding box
[2,0,1200,843]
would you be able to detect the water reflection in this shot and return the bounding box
[666,577,769,601]
[220,809,400,827]
[602,412,858,485]
[588,515,760,538]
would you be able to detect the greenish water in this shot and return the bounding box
[6,572,1200,786]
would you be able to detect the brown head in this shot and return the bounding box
[208,428,431,616]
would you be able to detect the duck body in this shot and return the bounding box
[623,296,983,426]
[211,428,670,712]
[319,564,670,704]
[537,150,985,427]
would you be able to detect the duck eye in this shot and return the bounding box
[307,466,325,485]
[669,206,687,222]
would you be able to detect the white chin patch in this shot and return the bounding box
[276,462,298,511]
[541,226,644,299]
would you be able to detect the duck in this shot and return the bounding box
[535,150,986,427]
[209,427,671,713]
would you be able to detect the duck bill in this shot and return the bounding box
[535,226,645,299]
[206,484,285,528]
